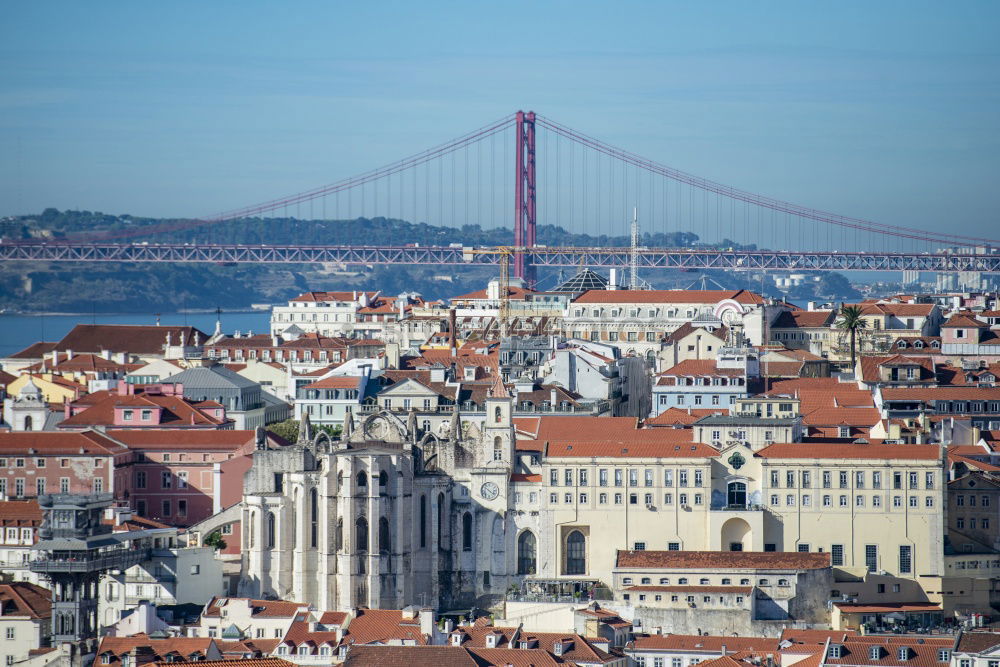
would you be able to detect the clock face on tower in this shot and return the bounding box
[480,481,500,500]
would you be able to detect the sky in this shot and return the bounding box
[1,1,999,242]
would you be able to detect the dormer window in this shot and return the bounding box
[938,651,950,661]
[913,340,923,348]
[931,340,940,348]
[486,634,498,648]
[898,648,911,660]
[839,426,850,438]
[451,633,463,646]
[553,641,565,656]
[869,647,883,660]
[897,340,907,348]
[101,655,113,665]
[828,645,842,659]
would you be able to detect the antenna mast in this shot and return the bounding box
[629,206,639,290]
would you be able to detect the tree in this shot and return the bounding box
[838,305,867,371]
[267,419,300,443]
[204,531,227,551]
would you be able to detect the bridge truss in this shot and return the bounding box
[2,241,997,273]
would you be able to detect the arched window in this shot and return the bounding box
[23,416,33,431]
[437,493,445,549]
[518,531,537,574]
[728,481,747,508]
[462,513,473,551]
[493,436,503,461]
[356,471,367,489]
[378,517,391,554]
[266,512,275,549]
[494,406,502,423]
[379,470,388,489]
[309,489,318,548]
[249,512,255,548]
[565,530,586,575]
[421,419,431,433]
[355,517,368,553]
[335,518,343,552]
[419,495,427,548]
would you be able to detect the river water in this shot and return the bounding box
[0,310,271,358]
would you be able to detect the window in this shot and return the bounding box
[786,471,795,488]
[599,493,607,504]
[599,469,608,486]
[60,477,69,493]
[839,471,848,488]
[786,494,795,506]
[565,531,586,575]
[869,648,882,660]
[926,472,935,489]
[629,493,638,505]
[635,542,646,551]
[615,493,623,504]
[579,469,589,486]
[462,513,473,551]
[894,495,902,507]
[679,493,687,505]
[865,544,878,571]
[873,471,882,489]
[550,469,558,486]
[873,496,882,508]
[957,495,965,506]
[549,493,558,503]
[664,470,673,487]
[822,471,831,488]
[177,471,188,489]
[909,496,918,508]
[93,478,103,493]
[161,472,172,489]
[615,469,624,487]
[668,542,680,550]
[645,469,654,487]
[899,545,912,574]
[162,500,171,516]
[517,531,537,574]
[770,470,780,487]
[831,544,844,566]
[177,500,187,517]
[136,471,147,489]
[694,470,703,487]
[664,493,672,505]
[855,471,865,488]
[856,495,864,507]
[802,471,811,488]
[829,646,842,659]
[802,495,811,506]
[679,470,688,487]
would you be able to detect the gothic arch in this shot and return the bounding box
[362,410,408,442]
[517,530,537,575]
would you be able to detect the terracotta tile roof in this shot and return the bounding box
[646,408,719,426]
[882,386,1000,402]
[943,314,988,328]
[779,629,859,645]
[467,647,566,665]
[217,640,280,657]
[0,582,51,619]
[6,342,58,359]
[153,660,291,667]
[575,289,764,305]
[343,646,479,666]
[290,291,376,302]
[665,321,729,343]
[202,597,307,620]
[97,636,218,662]
[756,442,940,460]
[956,632,1000,654]
[850,303,937,317]
[342,608,428,646]
[616,549,831,570]
[318,611,348,626]
[801,407,881,428]
[771,310,836,329]
[57,324,207,355]
[301,376,363,391]
[759,361,805,378]
[0,430,127,455]
[510,473,542,483]
[658,359,746,379]
[823,635,948,667]
[60,391,226,428]
[0,500,43,526]
[631,634,780,653]
[451,286,535,301]
[625,585,752,594]
[106,430,268,450]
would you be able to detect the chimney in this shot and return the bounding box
[449,309,458,357]
[101,349,111,360]
[66,349,74,361]
[550,388,557,405]
[419,607,435,638]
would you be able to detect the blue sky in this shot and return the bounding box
[1,1,998,240]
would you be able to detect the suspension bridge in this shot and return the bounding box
[3,111,998,280]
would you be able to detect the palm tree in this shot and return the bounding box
[838,305,867,371]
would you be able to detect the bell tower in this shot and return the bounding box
[480,374,514,468]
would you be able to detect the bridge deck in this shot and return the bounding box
[1,242,997,272]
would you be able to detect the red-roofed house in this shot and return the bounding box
[58,383,230,430]
[0,582,51,664]
[270,290,424,341]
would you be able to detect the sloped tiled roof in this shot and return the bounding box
[0,430,127,455]
[57,324,207,354]
[617,549,831,570]
[0,582,51,619]
[756,442,939,460]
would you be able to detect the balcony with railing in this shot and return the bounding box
[29,547,151,574]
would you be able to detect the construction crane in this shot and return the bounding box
[498,246,511,339]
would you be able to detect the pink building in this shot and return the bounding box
[0,431,130,498]
[59,381,230,430]
[110,430,284,529]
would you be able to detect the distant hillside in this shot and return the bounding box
[2,209,869,314]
